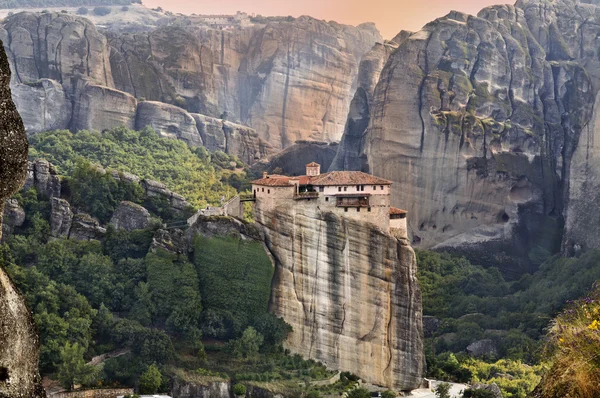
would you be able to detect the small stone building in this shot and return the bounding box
[251,162,407,235]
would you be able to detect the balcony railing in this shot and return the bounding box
[294,192,319,200]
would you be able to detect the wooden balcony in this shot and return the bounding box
[336,195,370,207]
[294,192,319,200]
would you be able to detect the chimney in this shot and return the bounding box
[263,172,268,179]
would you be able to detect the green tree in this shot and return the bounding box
[233,383,246,396]
[230,327,264,359]
[252,313,292,351]
[435,383,451,398]
[57,342,94,390]
[139,363,162,394]
[347,388,370,398]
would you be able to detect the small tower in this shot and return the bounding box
[306,162,321,176]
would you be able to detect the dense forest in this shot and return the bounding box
[0,0,138,8]
[419,250,600,397]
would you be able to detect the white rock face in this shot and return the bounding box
[11,79,71,134]
[255,201,424,390]
[72,84,137,131]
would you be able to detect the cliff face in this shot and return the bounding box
[255,202,424,390]
[0,35,45,397]
[1,12,380,159]
[333,0,600,270]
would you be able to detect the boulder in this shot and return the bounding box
[23,159,61,198]
[1,199,25,239]
[110,201,152,231]
[72,84,137,131]
[11,79,71,134]
[69,214,106,241]
[135,101,202,147]
[50,198,73,238]
[469,383,503,398]
[467,339,498,358]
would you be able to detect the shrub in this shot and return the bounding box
[77,7,88,15]
[121,6,129,11]
[435,383,451,398]
[93,6,111,16]
[233,383,246,396]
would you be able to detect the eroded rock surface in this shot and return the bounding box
[255,202,424,390]
[72,84,137,132]
[135,101,202,147]
[0,33,45,397]
[333,0,600,271]
[2,12,380,154]
[110,201,152,232]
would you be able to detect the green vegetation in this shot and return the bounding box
[537,284,600,397]
[435,382,451,398]
[29,127,255,209]
[0,0,138,8]
[419,249,600,397]
[193,235,274,336]
[139,364,162,394]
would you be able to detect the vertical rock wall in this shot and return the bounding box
[0,35,45,398]
[255,202,424,391]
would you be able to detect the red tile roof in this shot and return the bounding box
[306,162,320,167]
[251,177,294,187]
[390,207,408,215]
[252,171,392,187]
[309,171,392,186]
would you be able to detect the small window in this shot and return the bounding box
[319,186,324,192]
[361,185,365,191]
[254,189,256,194]
[380,186,384,190]
[344,207,348,212]
[268,189,270,194]
[373,186,376,190]
[368,207,371,212]
[325,197,329,202]
[338,187,342,192]
[356,185,360,191]
[262,188,264,192]
[344,187,347,192]
[357,208,360,212]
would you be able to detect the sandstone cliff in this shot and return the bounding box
[333,0,600,270]
[255,201,424,390]
[0,34,45,397]
[1,11,380,159]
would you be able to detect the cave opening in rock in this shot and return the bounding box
[0,367,9,382]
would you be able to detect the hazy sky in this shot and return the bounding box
[141,0,504,39]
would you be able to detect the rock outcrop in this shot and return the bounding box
[255,202,424,390]
[330,34,406,172]
[0,34,45,397]
[333,0,600,271]
[69,213,107,241]
[11,79,71,134]
[135,101,203,147]
[23,159,61,198]
[72,84,137,132]
[2,12,380,155]
[192,114,275,164]
[50,198,73,238]
[1,199,25,239]
[110,201,152,232]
